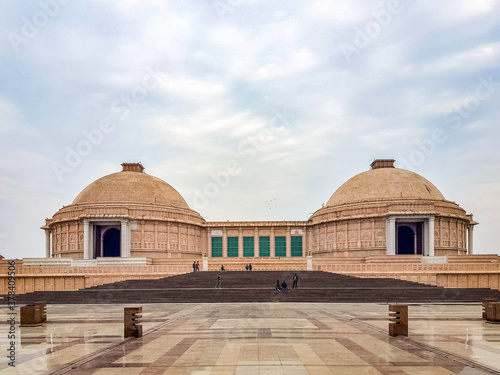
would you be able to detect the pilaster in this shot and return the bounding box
[83,220,90,259]
[386,217,396,255]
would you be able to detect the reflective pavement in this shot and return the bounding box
[1,303,500,374]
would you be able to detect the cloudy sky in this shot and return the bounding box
[1,0,499,259]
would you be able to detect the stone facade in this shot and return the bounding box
[42,160,477,260]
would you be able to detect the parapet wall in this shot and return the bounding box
[1,255,499,295]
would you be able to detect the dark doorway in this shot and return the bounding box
[103,228,120,257]
[397,226,415,255]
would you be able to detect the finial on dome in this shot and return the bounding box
[370,159,395,169]
[121,162,145,173]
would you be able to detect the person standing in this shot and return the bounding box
[196,261,200,271]
[292,273,298,289]
[192,261,196,272]
[215,273,221,288]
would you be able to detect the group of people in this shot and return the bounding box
[212,269,299,290]
[192,261,200,272]
[275,273,298,291]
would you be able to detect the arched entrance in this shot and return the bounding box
[103,228,120,257]
[397,226,415,255]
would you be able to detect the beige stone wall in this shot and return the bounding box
[48,202,205,259]
[46,195,472,260]
[309,199,471,257]
[130,221,204,258]
[310,218,386,255]
[434,217,468,251]
[51,220,84,259]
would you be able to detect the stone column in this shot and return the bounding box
[386,217,396,255]
[83,220,90,259]
[178,225,182,252]
[357,220,361,248]
[202,254,208,271]
[344,222,348,249]
[167,223,171,252]
[468,225,474,255]
[207,227,211,258]
[333,223,337,250]
[45,229,51,258]
[324,225,328,251]
[302,227,307,257]
[121,219,130,257]
[371,219,375,248]
[141,221,145,249]
[286,227,291,257]
[254,227,259,257]
[222,228,227,258]
[154,221,158,250]
[428,216,435,257]
[270,227,275,257]
[238,227,243,258]
[66,223,70,252]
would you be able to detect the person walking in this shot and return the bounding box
[196,261,200,271]
[292,273,298,289]
[192,261,196,272]
[215,273,221,288]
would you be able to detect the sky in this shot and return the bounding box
[0,0,499,259]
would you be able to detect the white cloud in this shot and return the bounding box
[252,47,318,81]
[157,74,227,102]
[416,42,500,76]
[1,1,500,256]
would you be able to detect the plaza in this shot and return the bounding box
[1,302,500,374]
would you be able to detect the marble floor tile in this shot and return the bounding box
[1,303,500,374]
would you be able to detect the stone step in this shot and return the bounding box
[8,271,500,304]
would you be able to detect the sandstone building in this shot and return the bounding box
[42,159,477,261]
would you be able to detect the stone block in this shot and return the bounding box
[389,304,408,337]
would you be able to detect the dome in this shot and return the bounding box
[326,159,446,207]
[72,163,190,208]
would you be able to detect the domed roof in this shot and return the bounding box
[326,160,445,207]
[72,163,190,208]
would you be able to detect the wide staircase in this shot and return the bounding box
[11,271,500,304]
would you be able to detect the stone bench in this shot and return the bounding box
[389,304,408,336]
[483,300,500,323]
[124,307,143,338]
[20,302,46,326]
